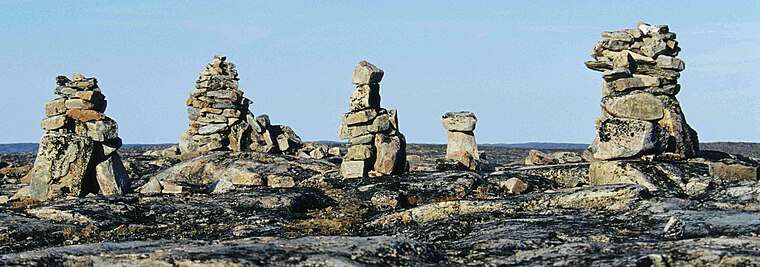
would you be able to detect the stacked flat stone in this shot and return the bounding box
[439,111,479,170]
[338,61,407,178]
[179,55,302,156]
[585,22,698,161]
[27,73,128,201]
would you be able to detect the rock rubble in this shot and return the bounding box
[338,61,407,178]
[23,73,128,201]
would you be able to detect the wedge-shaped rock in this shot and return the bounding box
[28,133,94,201]
[94,153,129,196]
[602,91,664,121]
[352,60,384,85]
[657,96,699,159]
[374,133,407,175]
[441,111,477,132]
[587,117,669,160]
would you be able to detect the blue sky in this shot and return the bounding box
[0,1,758,144]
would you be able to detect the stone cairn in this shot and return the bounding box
[179,56,302,157]
[585,22,698,161]
[25,73,128,201]
[437,111,479,171]
[338,61,407,178]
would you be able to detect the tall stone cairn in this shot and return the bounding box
[179,55,302,157]
[585,22,698,161]
[441,111,479,170]
[27,73,129,201]
[338,61,407,178]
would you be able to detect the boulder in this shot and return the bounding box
[588,117,669,160]
[341,160,369,179]
[657,96,699,159]
[589,161,658,192]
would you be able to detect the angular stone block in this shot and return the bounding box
[29,133,94,201]
[374,133,407,176]
[352,60,384,85]
[346,144,374,160]
[446,131,479,170]
[349,84,381,112]
[44,98,66,117]
[342,109,378,126]
[41,115,69,131]
[74,117,119,142]
[601,91,664,121]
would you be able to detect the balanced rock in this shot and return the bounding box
[586,22,698,160]
[24,73,128,201]
[338,60,407,178]
[439,111,479,170]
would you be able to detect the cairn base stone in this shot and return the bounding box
[446,131,479,170]
[374,133,407,175]
[588,117,668,160]
[29,133,94,201]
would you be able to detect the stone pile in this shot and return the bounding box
[437,111,479,170]
[338,61,407,178]
[585,22,698,161]
[25,73,128,201]
[179,56,302,157]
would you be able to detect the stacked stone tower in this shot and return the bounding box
[338,61,407,178]
[179,55,302,157]
[27,73,128,200]
[585,22,698,161]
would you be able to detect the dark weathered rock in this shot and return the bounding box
[28,134,94,201]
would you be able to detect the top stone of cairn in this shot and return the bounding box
[352,60,384,85]
[441,111,477,132]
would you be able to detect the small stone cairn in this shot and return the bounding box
[437,111,479,171]
[338,61,407,178]
[25,73,128,201]
[585,22,698,161]
[179,56,302,157]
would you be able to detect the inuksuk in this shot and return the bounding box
[437,111,479,170]
[25,73,129,201]
[338,61,407,178]
[584,22,698,161]
[179,55,302,158]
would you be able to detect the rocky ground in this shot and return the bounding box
[1,144,759,266]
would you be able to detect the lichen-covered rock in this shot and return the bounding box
[28,134,94,200]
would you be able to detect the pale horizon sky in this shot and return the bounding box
[1,1,758,144]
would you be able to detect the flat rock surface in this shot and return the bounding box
[2,144,760,265]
